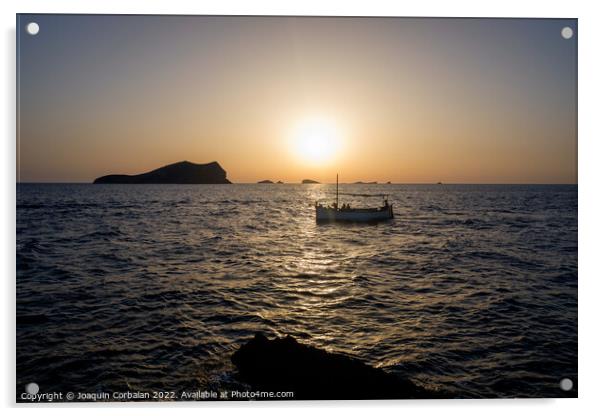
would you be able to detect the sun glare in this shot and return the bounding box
[292,118,341,165]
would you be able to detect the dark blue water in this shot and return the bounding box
[16,184,577,399]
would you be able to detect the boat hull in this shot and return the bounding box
[315,205,394,222]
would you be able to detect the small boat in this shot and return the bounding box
[315,174,394,223]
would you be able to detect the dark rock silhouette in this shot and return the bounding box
[301,179,320,184]
[258,180,274,184]
[276,181,284,184]
[93,161,231,184]
[232,333,443,400]
[354,181,378,184]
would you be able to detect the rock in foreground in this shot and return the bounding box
[93,161,231,184]
[232,333,442,400]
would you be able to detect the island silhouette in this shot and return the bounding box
[93,161,231,184]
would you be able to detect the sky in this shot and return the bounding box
[17,15,577,183]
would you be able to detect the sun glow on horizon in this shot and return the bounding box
[291,117,342,166]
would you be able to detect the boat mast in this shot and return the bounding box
[336,173,339,208]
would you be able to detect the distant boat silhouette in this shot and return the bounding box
[315,174,394,222]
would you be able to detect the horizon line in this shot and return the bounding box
[16,181,578,186]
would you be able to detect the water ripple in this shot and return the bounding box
[16,183,577,398]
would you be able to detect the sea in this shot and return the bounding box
[16,183,578,399]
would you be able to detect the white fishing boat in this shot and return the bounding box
[315,174,394,222]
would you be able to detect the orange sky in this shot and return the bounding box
[17,16,577,183]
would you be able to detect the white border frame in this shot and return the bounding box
[3,1,600,415]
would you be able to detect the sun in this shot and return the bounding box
[291,117,342,165]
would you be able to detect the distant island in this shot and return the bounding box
[353,181,377,184]
[302,179,320,184]
[93,161,231,184]
[258,180,274,184]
